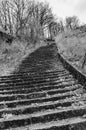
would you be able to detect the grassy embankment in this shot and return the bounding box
[55,29,86,74]
[0,38,46,76]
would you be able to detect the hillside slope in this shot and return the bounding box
[55,29,86,74]
[0,39,46,76]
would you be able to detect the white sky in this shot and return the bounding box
[39,0,86,24]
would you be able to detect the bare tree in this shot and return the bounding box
[71,16,79,29]
[30,1,55,39]
[9,0,28,36]
[66,16,79,30]
[0,0,56,44]
[0,0,8,31]
[56,20,64,33]
[48,21,59,39]
[25,1,55,42]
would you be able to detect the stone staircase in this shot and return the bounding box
[0,43,85,130]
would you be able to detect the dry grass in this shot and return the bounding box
[0,39,46,76]
[55,29,86,74]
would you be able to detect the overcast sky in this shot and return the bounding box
[39,0,86,24]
